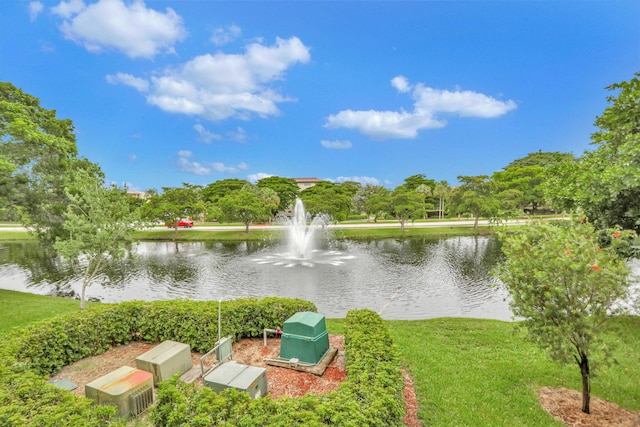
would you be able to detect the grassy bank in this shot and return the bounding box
[133,225,490,241]
[1,290,638,426]
[0,226,490,242]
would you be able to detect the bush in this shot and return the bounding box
[151,308,405,426]
[0,300,404,426]
[0,297,314,425]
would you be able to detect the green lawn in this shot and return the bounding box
[0,223,491,242]
[1,290,638,426]
[0,289,99,335]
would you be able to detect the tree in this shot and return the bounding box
[218,188,268,232]
[544,74,640,232]
[390,187,424,231]
[201,178,250,204]
[451,175,500,229]
[415,183,433,219]
[0,82,84,243]
[494,220,634,413]
[300,181,352,221]
[433,180,451,219]
[353,184,391,222]
[54,168,139,310]
[141,185,203,232]
[398,174,435,191]
[244,183,280,222]
[494,151,574,214]
[256,176,299,214]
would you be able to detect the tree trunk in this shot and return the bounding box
[245,222,250,233]
[473,214,479,229]
[80,283,86,310]
[579,353,591,413]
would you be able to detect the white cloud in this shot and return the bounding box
[106,72,149,92]
[29,1,44,21]
[247,172,273,183]
[177,151,248,175]
[193,124,221,144]
[113,36,310,121]
[325,76,517,140]
[391,75,410,93]
[335,176,381,186]
[211,24,241,46]
[321,139,352,149]
[227,127,247,142]
[52,0,187,59]
[50,0,85,19]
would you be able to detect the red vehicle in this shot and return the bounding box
[166,218,194,228]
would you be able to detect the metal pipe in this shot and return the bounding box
[263,328,282,346]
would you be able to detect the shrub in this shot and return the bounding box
[0,297,314,425]
[0,300,404,426]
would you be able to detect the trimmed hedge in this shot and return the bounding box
[0,300,405,426]
[0,297,314,426]
[150,308,405,426]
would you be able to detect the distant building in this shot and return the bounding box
[294,178,321,190]
[126,190,148,200]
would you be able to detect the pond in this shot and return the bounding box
[0,235,514,320]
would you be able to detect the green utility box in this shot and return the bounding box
[279,311,330,365]
[135,340,192,384]
[85,366,154,418]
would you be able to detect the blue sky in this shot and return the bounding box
[2,1,638,191]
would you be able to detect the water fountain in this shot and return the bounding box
[284,198,328,259]
[253,198,353,267]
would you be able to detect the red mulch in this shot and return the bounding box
[49,335,420,426]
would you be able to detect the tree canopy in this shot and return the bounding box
[54,168,139,309]
[0,81,88,242]
[300,181,352,221]
[451,175,499,228]
[141,185,203,231]
[256,176,299,213]
[545,74,640,232]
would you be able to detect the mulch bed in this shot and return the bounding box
[48,338,640,426]
[49,335,420,426]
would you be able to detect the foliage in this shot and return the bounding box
[451,175,500,228]
[256,175,299,213]
[352,184,391,222]
[53,169,139,309]
[506,151,575,169]
[389,187,424,231]
[218,187,269,232]
[246,183,280,222]
[0,82,99,243]
[432,180,451,219]
[3,291,639,426]
[141,184,203,232]
[544,74,640,232]
[0,297,313,425]
[396,174,435,191]
[150,308,405,427]
[300,181,353,221]
[201,178,250,204]
[494,220,634,413]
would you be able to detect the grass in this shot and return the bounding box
[0,222,492,242]
[386,318,640,425]
[2,290,638,426]
[0,289,96,335]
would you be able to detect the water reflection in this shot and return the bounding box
[0,236,513,320]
